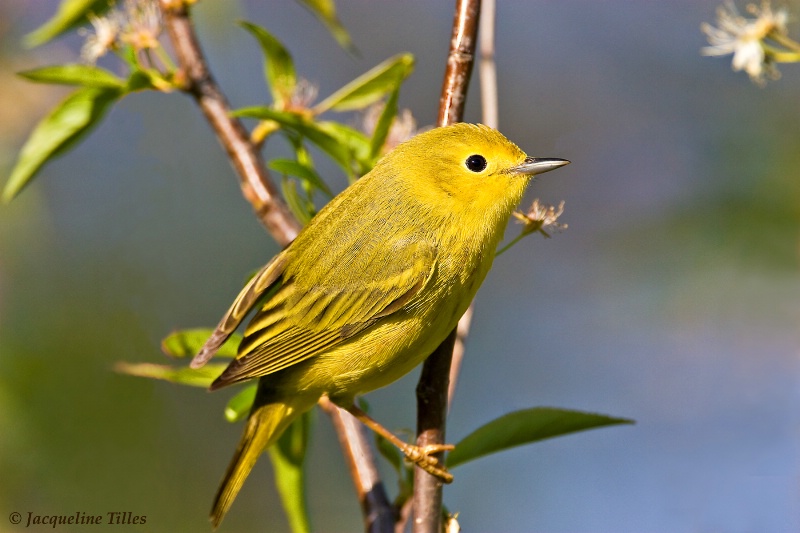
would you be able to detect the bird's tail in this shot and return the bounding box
[210,394,305,529]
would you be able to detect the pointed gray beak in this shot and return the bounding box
[512,157,570,176]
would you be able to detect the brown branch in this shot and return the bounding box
[414,3,482,532]
[319,397,396,533]
[412,329,457,533]
[437,0,482,128]
[447,305,473,407]
[158,3,394,531]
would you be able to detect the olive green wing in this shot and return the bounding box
[210,239,436,390]
[190,253,288,369]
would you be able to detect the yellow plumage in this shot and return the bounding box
[192,123,569,527]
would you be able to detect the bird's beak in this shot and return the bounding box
[512,157,570,176]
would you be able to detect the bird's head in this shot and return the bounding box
[381,123,569,220]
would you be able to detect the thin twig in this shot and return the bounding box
[479,0,498,130]
[157,3,394,531]
[414,2,482,532]
[447,305,472,407]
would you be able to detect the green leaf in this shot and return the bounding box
[120,43,139,69]
[125,69,157,92]
[446,407,634,469]
[234,107,352,174]
[269,158,332,197]
[114,362,228,388]
[281,175,315,225]
[160,329,243,359]
[314,53,414,114]
[296,0,355,53]
[24,0,111,48]
[127,67,174,92]
[3,86,122,202]
[224,385,258,422]
[315,122,372,175]
[268,411,313,533]
[238,21,297,108]
[18,64,126,89]
[368,86,400,162]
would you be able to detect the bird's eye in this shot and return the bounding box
[465,154,487,173]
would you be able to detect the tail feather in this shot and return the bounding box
[210,396,301,529]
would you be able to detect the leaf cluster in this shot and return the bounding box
[4,0,412,216]
[235,19,413,222]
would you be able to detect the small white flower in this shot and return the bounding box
[701,1,789,84]
[120,0,162,51]
[80,11,122,63]
[513,199,567,238]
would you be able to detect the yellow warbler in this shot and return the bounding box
[192,123,569,527]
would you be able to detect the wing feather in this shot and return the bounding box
[191,253,288,369]
[210,239,436,389]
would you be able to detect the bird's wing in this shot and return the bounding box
[210,238,437,389]
[190,253,288,369]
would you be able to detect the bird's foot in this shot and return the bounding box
[401,443,455,483]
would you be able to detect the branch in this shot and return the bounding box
[413,2,482,532]
[157,3,394,530]
[437,0,482,128]
[412,329,457,533]
[319,398,396,533]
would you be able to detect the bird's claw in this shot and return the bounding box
[402,443,455,483]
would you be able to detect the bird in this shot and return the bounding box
[190,122,569,527]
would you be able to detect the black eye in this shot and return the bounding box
[465,154,487,173]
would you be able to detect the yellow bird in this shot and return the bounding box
[191,123,569,527]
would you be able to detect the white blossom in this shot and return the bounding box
[701,1,789,84]
[80,11,122,63]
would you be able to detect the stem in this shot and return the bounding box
[414,2,481,532]
[770,51,800,62]
[769,31,800,53]
[154,43,178,72]
[157,3,394,530]
[494,232,525,257]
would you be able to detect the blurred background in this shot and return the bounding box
[1,1,799,532]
